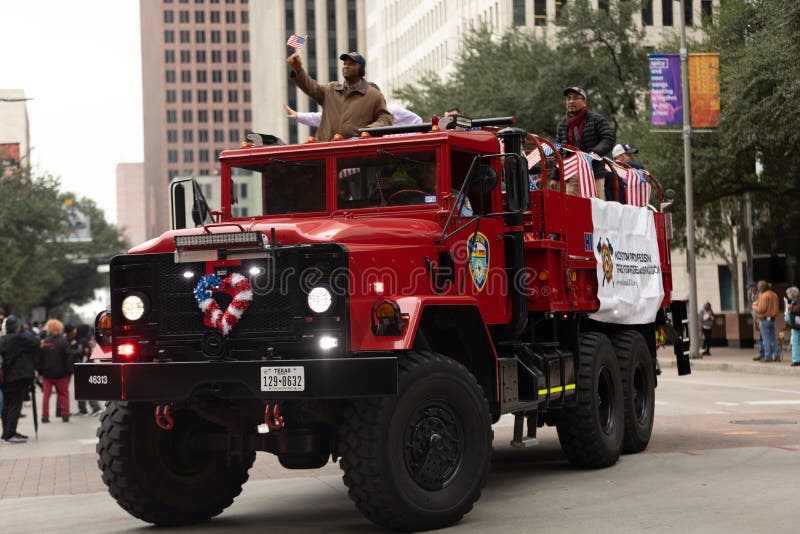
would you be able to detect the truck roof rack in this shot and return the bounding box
[358,115,516,137]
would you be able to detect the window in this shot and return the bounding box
[228,109,239,122]
[243,89,251,102]
[198,130,209,142]
[512,0,524,26]
[213,89,223,102]
[194,10,205,23]
[180,30,190,43]
[182,109,193,122]
[165,50,175,63]
[183,130,193,142]
[196,50,206,63]
[244,109,252,122]
[181,70,192,82]
[242,50,250,63]
[164,10,174,23]
[168,169,179,179]
[198,109,208,122]
[167,109,177,123]
[555,0,568,24]
[197,89,207,102]
[167,130,178,143]
[199,149,210,162]
[227,50,237,63]
[242,70,250,83]
[166,89,176,103]
[212,50,222,63]
[241,9,248,23]
[213,110,224,122]
[241,30,249,43]
[168,150,178,163]
[181,89,192,102]
[231,159,326,216]
[229,129,240,142]
[226,30,236,43]
[701,0,713,22]
[225,10,236,23]
[179,10,190,22]
[598,0,609,14]
[662,0,673,26]
[228,89,238,102]
[212,70,222,83]
[164,30,175,42]
[183,150,194,163]
[642,0,653,25]
[210,11,220,23]
[180,50,191,63]
[195,30,206,43]
[211,30,221,42]
[196,69,207,82]
[214,129,225,142]
[214,149,223,160]
[227,70,238,83]
[684,0,693,26]
[165,70,176,83]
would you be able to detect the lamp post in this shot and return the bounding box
[678,0,700,358]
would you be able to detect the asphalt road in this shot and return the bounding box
[2,368,799,533]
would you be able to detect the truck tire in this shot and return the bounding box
[613,330,655,454]
[96,401,255,526]
[556,332,624,468]
[338,351,493,531]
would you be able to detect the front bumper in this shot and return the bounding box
[74,356,398,401]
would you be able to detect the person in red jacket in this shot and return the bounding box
[37,319,74,423]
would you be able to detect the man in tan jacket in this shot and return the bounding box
[287,51,392,141]
[752,280,780,361]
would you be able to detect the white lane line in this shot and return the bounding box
[744,400,800,406]
[715,402,740,406]
[659,377,800,396]
[654,401,667,405]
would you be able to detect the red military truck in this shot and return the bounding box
[76,117,688,531]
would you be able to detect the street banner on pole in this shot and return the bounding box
[688,53,720,128]
[649,54,682,127]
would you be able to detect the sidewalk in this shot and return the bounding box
[657,344,800,376]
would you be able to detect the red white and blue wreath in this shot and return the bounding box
[194,273,253,335]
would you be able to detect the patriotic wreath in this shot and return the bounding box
[194,273,253,336]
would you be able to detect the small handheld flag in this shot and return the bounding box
[287,34,307,49]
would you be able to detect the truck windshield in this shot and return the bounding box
[337,150,437,210]
[230,159,326,216]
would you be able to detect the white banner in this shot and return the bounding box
[589,199,664,324]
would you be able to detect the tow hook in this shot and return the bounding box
[155,404,175,430]
[264,403,284,430]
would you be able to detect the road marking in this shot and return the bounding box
[774,446,799,452]
[715,402,740,406]
[654,401,667,406]
[744,400,800,406]
[660,377,800,396]
[723,431,757,435]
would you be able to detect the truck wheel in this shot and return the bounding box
[556,332,624,468]
[96,401,255,526]
[338,351,492,531]
[613,330,655,454]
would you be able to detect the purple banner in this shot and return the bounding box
[649,54,682,127]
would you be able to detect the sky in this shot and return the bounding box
[1,1,143,224]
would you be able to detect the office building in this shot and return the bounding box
[0,89,31,175]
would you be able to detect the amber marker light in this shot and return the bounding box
[332,134,344,141]
[360,131,371,138]
[538,271,550,282]
[431,125,441,131]
[240,141,252,148]
[306,136,318,143]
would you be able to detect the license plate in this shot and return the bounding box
[261,366,305,392]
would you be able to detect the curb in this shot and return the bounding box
[658,358,800,376]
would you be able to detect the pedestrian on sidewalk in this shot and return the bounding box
[752,280,780,362]
[700,302,714,356]
[36,320,74,423]
[784,286,800,366]
[0,315,40,443]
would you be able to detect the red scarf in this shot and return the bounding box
[566,107,588,146]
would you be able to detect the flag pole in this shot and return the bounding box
[678,0,700,359]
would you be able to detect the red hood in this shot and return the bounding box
[128,217,443,254]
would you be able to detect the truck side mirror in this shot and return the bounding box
[171,177,213,230]
[660,188,677,212]
[469,164,498,193]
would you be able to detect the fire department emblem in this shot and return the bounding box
[467,232,490,292]
[596,237,614,287]
[194,273,253,335]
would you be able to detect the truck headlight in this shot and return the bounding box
[307,286,333,314]
[121,294,147,321]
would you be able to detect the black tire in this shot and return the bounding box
[338,351,493,531]
[96,401,255,526]
[556,332,624,469]
[613,330,656,454]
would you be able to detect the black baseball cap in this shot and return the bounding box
[562,86,587,99]
[339,52,366,66]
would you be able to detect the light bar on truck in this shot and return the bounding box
[174,231,265,251]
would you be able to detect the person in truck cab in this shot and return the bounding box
[555,86,615,199]
[287,51,393,141]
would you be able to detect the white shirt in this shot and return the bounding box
[297,104,422,127]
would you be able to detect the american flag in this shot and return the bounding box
[562,151,597,198]
[286,34,306,49]
[612,163,651,206]
[525,144,556,169]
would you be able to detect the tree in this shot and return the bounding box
[0,167,128,318]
